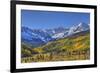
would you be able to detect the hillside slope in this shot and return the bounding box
[21,31,90,63]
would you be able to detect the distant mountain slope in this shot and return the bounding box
[21,26,53,48]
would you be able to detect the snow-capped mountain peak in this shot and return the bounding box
[67,22,89,35]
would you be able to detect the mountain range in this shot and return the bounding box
[21,22,89,47]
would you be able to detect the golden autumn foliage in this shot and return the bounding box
[21,32,90,63]
[32,48,44,53]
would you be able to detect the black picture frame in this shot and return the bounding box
[10,0,97,73]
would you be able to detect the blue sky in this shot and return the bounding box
[21,10,90,29]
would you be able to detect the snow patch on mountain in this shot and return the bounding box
[52,32,64,39]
